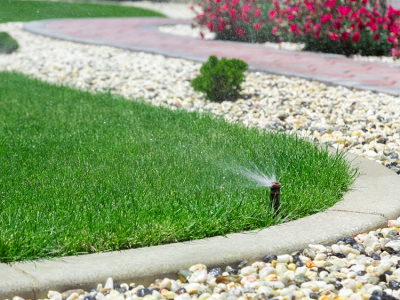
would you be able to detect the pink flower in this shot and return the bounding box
[328,32,340,41]
[214,0,221,3]
[229,8,237,17]
[231,0,240,5]
[217,20,226,32]
[392,48,400,56]
[321,14,332,23]
[189,5,194,10]
[254,23,262,30]
[338,6,352,17]
[352,32,361,42]
[373,33,380,41]
[377,17,385,25]
[254,8,262,17]
[234,27,245,35]
[342,32,350,40]
[288,14,295,20]
[290,24,298,31]
[242,5,251,13]
[272,26,278,34]
[207,21,214,31]
[324,0,335,8]
[269,10,277,19]
[305,2,315,10]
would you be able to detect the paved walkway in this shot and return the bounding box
[24,18,400,96]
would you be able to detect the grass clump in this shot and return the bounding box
[0,71,358,262]
[0,0,165,23]
[191,55,248,102]
[0,32,19,54]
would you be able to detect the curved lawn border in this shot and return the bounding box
[1,149,400,299]
[23,18,400,96]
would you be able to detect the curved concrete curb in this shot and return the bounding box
[1,149,400,300]
[22,18,400,96]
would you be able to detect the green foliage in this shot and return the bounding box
[191,56,248,102]
[302,30,392,57]
[0,32,19,54]
[0,0,165,23]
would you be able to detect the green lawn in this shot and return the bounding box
[0,0,165,23]
[0,72,358,262]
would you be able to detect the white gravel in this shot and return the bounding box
[1,22,400,174]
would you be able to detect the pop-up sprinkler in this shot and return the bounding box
[270,182,281,216]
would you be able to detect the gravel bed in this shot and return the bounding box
[9,219,400,300]
[1,22,400,175]
[157,24,400,64]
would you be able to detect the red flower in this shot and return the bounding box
[242,5,251,13]
[338,6,352,17]
[290,24,298,31]
[254,23,262,30]
[229,8,237,17]
[314,31,320,38]
[373,33,380,41]
[214,0,221,3]
[352,32,361,42]
[269,10,277,19]
[231,0,240,5]
[305,2,315,10]
[328,32,340,41]
[207,21,214,31]
[324,0,335,8]
[288,14,295,20]
[332,18,342,29]
[254,9,262,17]
[272,26,278,34]
[321,14,332,23]
[234,27,245,35]
[388,35,396,44]
[377,17,385,25]
[342,32,350,40]
[392,48,400,56]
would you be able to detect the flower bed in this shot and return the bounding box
[193,0,400,57]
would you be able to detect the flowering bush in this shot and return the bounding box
[192,0,284,43]
[193,0,400,57]
[268,0,400,56]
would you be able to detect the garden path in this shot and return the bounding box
[24,17,400,96]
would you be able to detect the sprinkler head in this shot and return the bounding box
[270,182,281,217]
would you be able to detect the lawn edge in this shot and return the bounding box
[1,148,399,300]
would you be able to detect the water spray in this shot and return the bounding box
[270,182,281,216]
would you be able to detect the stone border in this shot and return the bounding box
[1,19,399,300]
[22,18,400,96]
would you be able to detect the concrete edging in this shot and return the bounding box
[1,19,400,300]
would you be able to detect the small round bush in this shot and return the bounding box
[191,55,248,103]
[0,32,19,54]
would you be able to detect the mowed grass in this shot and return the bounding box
[0,0,165,23]
[0,72,358,262]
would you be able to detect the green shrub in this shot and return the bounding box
[0,32,19,54]
[191,56,248,102]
